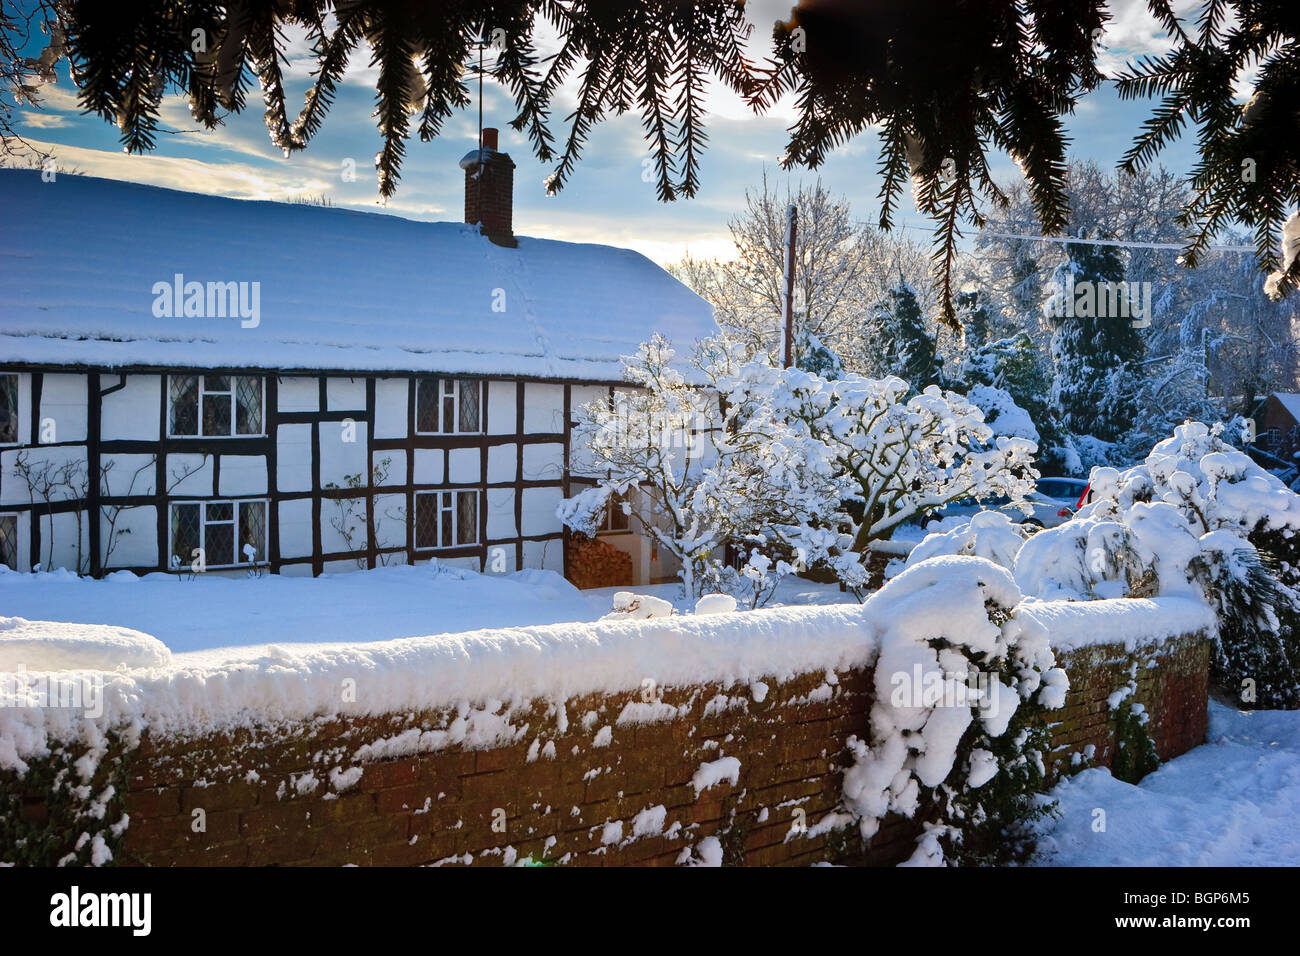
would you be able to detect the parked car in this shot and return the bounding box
[931,477,1090,530]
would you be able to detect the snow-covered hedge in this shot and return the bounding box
[840,556,1066,865]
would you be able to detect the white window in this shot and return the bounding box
[169,499,267,569]
[0,513,17,570]
[0,373,17,444]
[169,374,264,437]
[416,377,482,434]
[414,490,479,549]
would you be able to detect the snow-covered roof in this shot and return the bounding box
[1272,393,1300,422]
[0,169,716,381]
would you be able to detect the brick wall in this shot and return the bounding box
[4,631,1211,867]
[1047,633,1211,775]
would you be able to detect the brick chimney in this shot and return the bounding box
[460,127,517,248]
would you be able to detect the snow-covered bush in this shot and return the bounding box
[700,548,795,610]
[560,336,823,599]
[1022,422,1300,707]
[905,511,1033,573]
[840,556,1066,865]
[724,366,1038,596]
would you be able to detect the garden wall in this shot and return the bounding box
[3,621,1211,867]
[1,576,1216,868]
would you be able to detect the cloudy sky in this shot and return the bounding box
[8,0,1205,266]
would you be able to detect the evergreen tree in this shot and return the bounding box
[1044,235,1147,444]
[794,326,844,380]
[955,288,991,350]
[870,280,940,391]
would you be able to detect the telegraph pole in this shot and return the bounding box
[783,203,797,368]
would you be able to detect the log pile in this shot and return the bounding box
[566,534,633,590]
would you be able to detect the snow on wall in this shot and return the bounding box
[1017,597,1216,654]
[0,603,876,772]
[0,170,716,381]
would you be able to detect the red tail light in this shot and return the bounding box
[1057,507,1071,517]
[1074,483,1091,510]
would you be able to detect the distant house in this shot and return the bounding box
[1259,393,1300,460]
[0,130,716,582]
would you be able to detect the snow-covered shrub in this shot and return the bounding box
[602,591,675,620]
[905,511,1033,573]
[722,366,1038,597]
[561,336,827,599]
[840,556,1067,865]
[1022,422,1300,707]
[700,548,796,610]
[965,385,1040,444]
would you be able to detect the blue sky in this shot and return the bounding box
[8,0,1204,266]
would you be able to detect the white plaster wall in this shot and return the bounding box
[277,376,319,412]
[276,424,313,492]
[100,453,156,497]
[38,374,88,443]
[101,375,161,441]
[42,509,90,572]
[1,445,89,505]
[520,486,562,537]
[374,378,408,439]
[486,488,517,539]
[165,453,213,497]
[487,444,516,483]
[101,505,158,568]
[522,537,563,574]
[373,492,407,550]
[327,377,366,411]
[319,421,368,487]
[448,447,480,484]
[373,449,404,485]
[320,495,365,555]
[277,498,314,559]
[487,381,518,435]
[523,383,565,434]
[413,449,443,485]
[522,443,564,481]
[219,455,268,496]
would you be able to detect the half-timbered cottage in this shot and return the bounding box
[0,131,716,583]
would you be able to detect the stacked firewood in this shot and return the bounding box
[566,534,633,589]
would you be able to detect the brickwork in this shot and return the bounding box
[1047,633,1211,775]
[4,631,1211,867]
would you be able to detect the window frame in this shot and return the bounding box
[0,512,18,571]
[168,498,269,570]
[568,479,632,534]
[415,377,484,436]
[0,372,18,446]
[413,489,481,550]
[167,373,266,439]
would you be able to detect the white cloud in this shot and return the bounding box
[7,138,336,202]
[16,110,69,129]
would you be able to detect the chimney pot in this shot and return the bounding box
[481,127,499,151]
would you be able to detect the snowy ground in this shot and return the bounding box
[1034,701,1300,866]
[0,564,855,658]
